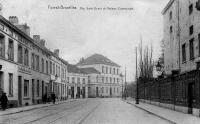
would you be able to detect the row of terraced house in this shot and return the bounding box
[0,14,123,107]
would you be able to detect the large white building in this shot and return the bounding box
[162,0,200,75]
[77,54,123,98]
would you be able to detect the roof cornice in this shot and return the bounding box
[162,0,175,15]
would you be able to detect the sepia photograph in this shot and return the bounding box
[0,0,200,123]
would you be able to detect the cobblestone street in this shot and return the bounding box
[0,98,171,124]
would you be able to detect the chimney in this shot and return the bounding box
[0,3,2,16]
[40,39,45,46]
[16,23,30,36]
[9,16,19,24]
[54,49,59,56]
[33,35,40,42]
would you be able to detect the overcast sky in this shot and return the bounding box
[1,0,169,81]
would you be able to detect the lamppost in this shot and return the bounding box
[124,67,127,100]
[135,47,139,104]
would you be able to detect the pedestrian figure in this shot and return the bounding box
[51,92,56,104]
[43,93,47,104]
[0,92,8,110]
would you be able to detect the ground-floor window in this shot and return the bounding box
[24,80,29,97]
[106,87,108,93]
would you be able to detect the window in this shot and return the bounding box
[46,61,48,74]
[117,78,119,83]
[31,53,35,69]
[189,25,193,35]
[83,78,85,84]
[169,11,172,20]
[189,4,193,15]
[8,73,13,96]
[110,77,112,83]
[102,87,104,93]
[106,87,108,93]
[24,80,29,97]
[117,69,119,75]
[72,77,75,83]
[117,88,119,93]
[88,76,91,83]
[58,66,60,77]
[110,67,112,74]
[102,77,104,83]
[53,63,55,75]
[18,45,23,64]
[77,78,80,84]
[189,38,194,60]
[37,80,40,97]
[96,76,98,83]
[106,77,108,83]
[182,44,186,62]
[50,61,52,74]
[35,55,39,71]
[0,35,5,58]
[42,58,44,72]
[114,88,115,93]
[114,78,115,83]
[8,39,14,61]
[170,26,173,34]
[106,67,108,74]
[24,49,29,66]
[102,66,104,73]
[113,68,115,74]
[67,77,69,83]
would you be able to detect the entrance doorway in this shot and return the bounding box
[18,76,22,106]
[96,87,99,97]
[32,79,34,104]
[77,87,80,98]
[82,87,85,98]
[188,82,195,114]
[110,87,112,97]
[0,72,3,94]
[71,87,74,98]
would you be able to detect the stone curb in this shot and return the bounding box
[122,99,177,124]
[0,99,76,116]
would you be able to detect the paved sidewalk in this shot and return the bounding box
[124,98,200,124]
[0,99,76,116]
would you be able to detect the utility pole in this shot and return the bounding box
[135,47,139,104]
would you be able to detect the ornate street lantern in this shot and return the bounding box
[156,61,162,71]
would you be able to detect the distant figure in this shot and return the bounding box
[51,92,56,104]
[43,93,47,104]
[0,92,8,110]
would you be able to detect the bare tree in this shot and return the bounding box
[138,37,154,79]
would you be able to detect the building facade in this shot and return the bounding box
[0,15,52,106]
[77,54,123,98]
[67,64,88,99]
[163,0,200,75]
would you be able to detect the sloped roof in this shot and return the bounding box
[80,67,100,74]
[77,54,120,67]
[67,64,86,74]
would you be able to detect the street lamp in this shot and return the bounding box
[156,61,162,72]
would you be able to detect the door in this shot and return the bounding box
[77,87,80,98]
[0,72,3,95]
[110,87,112,97]
[96,87,99,97]
[82,87,85,98]
[18,76,22,106]
[32,79,34,104]
[71,87,74,98]
[188,82,195,114]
